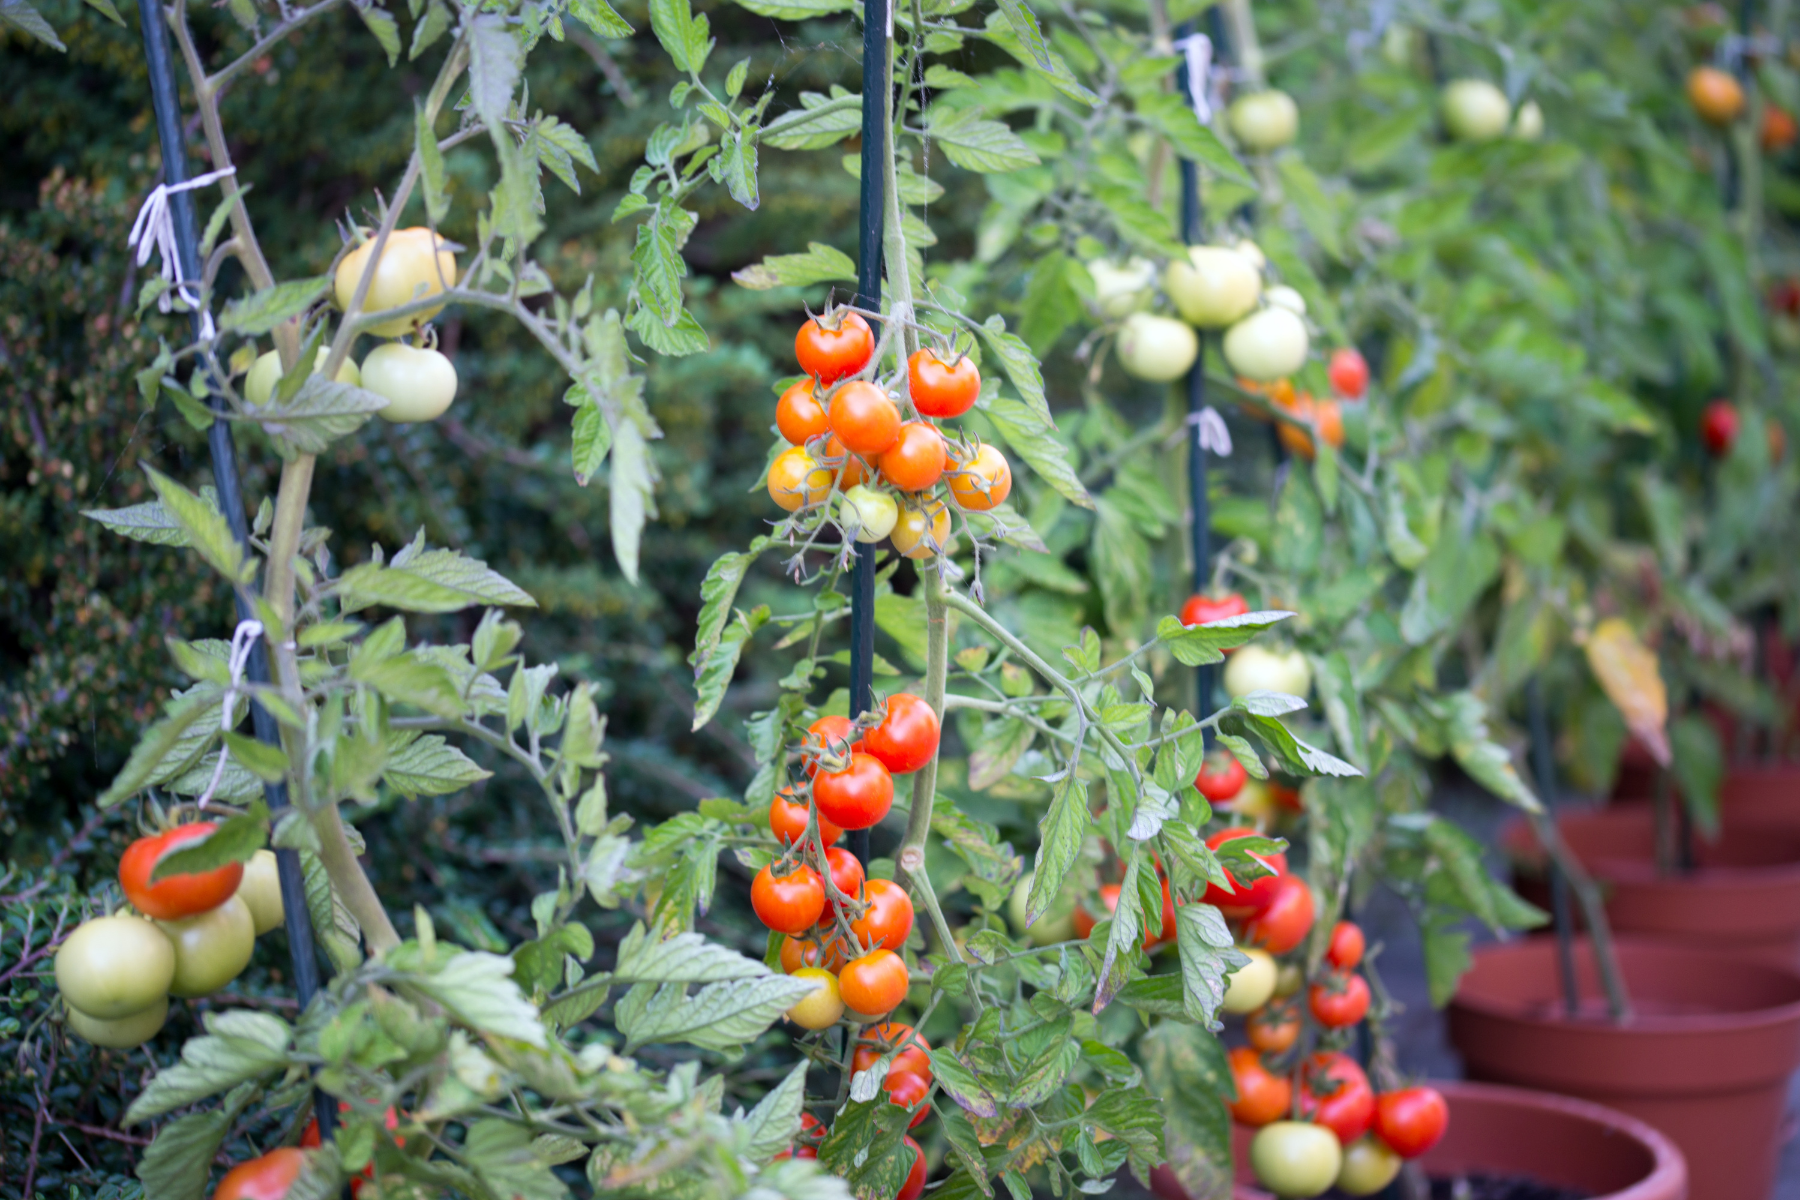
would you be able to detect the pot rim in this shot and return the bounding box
[1452,936,1800,1035]
[1508,809,1800,885]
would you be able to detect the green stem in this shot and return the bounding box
[899,571,961,963]
[314,801,401,954]
[939,586,1143,786]
[1527,809,1632,1023]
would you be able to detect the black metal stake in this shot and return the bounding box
[1527,679,1579,1017]
[847,0,890,870]
[138,0,333,1144]
[1174,22,1215,719]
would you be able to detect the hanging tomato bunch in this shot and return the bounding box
[56,824,285,1049]
[1223,911,1449,1197]
[767,306,1013,557]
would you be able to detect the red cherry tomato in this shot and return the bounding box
[1328,347,1369,399]
[1180,592,1250,628]
[1326,921,1365,971]
[838,949,910,1018]
[119,824,245,921]
[823,846,866,912]
[878,422,947,492]
[885,1069,932,1128]
[803,714,857,778]
[1195,753,1249,803]
[1309,971,1372,1029]
[813,752,895,831]
[829,381,903,457]
[796,311,874,384]
[212,1148,306,1200]
[1769,278,1800,316]
[862,693,941,775]
[1246,1003,1300,1054]
[777,379,830,445]
[908,349,980,418]
[773,1145,820,1162]
[1227,1046,1293,1127]
[1301,1052,1375,1144]
[896,1136,927,1200]
[850,878,915,952]
[1374,1086,1450,1159]
[853,1021,932,1081]
[1701,399,1739,457]
[751,864,826,935]
[1243,873,1315,955]
[1202,828,1287,912]
[771,787,843,849]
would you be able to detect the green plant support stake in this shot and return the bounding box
[847,0,891,871]
[1176,17,1217,720]
[137,0,334,1148]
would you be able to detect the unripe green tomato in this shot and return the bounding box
[1273,961,1304,998]
[1512,99,1544,141]
[157,895,255,998]
[1117,313,1199,382]
[1087,257,1158,319]
[1251,1121,1343,1199]
[1164,246,1261,329]
[1008,871,1079,945]
[1222,947,1278,1014]
[66,994,169,1049]
[55,914,176,1019]
[1441,79,1511,143]
[1223,307,1309,383]
[362,343,459,423]
[841,485,900,544]
[238,849,285,936]
[1335,1136,1403,1196]
[1264,285,1307,316]
[1227,89,1300,152]
[334,227,457,338]
[1224,644,1313,700]
[244,347,362,407]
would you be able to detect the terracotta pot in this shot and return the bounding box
[1449,937,1800,1200]
[1718,765,1800,830]
[1503,807,1800,967]
[1147,1080,1686,1200]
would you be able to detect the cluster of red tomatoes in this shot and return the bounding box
[772,1029,930,1200]
[1225,919,1448,1196]
[1235,345,1366,463]
[765,309,1013,559]
[753,693,937,1025]
[205,1104,403,1200]
[55,825,284,1050]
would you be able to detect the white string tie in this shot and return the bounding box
[1188,406,1233,456]
[127,166,236,342]
[197,618,263,808]
[1172,33,1214,124]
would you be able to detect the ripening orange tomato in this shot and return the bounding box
[1227,1047,1293,1127]
[908,348,981,417]
[838,949,910,1018]
[829,381,903,457]
[771,787,843,848]
[767,446,833,512]
[796,311,875,384]
[752,864,826,935]
[879,422,948,492]
[946,444,1012,511]
[1688,65,1745,125]
[119,824,243,921]
[890,501,952,560]
[822,435,870,488]
[777,379,830,445]
[782,932,850,974]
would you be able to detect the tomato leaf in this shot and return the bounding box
[1154,609,1294,666]
[612,975,815,1051]
[568,0,632,38]
[1174,904,1244,1029]
[1,0,64,48]
[736,1062,808,1163]
[732,241,857,290]
[358,4,401,66]
[983,394,1092,508]
[339,538,536,614]
[124,1010,293,1125]
[928,107,1041,174]
[383,733,492,797]
[249,376,390,456]
[217,275,330,336]
[135,1081,261,1200]
[1135,92,1250,186]
[1140,1022,1233,1198]
[730,0,851,16]
[84,496,194,546]
[144,465,254,585]
[761,92,863,150]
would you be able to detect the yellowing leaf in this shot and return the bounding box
[1585,618,1669,766]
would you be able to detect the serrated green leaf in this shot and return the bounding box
[124,1011,293,1124]
[338,544,536,614]
[384,734,492,796]
[762,93,862,150]
[613,975,816,1051]
[218,276,331,336]
[144,466,253,585]
[732,242,857,290]
[928,107,1041,173]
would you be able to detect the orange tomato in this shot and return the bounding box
[1688,65,1745,125]
[777,379,830,445]
[879,422,948,492]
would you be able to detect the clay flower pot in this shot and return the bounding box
[1450,937,1800,1200]
[1148,1079,1685,1200]
[1503,807,1800,967]
[1718,765,1800,830]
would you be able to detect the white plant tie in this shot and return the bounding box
[1189,406,1233,456]
[197,618,264,808]
[1172,33,1214,124]
[127,166,236,341]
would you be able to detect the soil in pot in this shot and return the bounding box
[1503,806,1800,967]
[1450,937,1800,1200]
[1428,1176,1590,1200]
